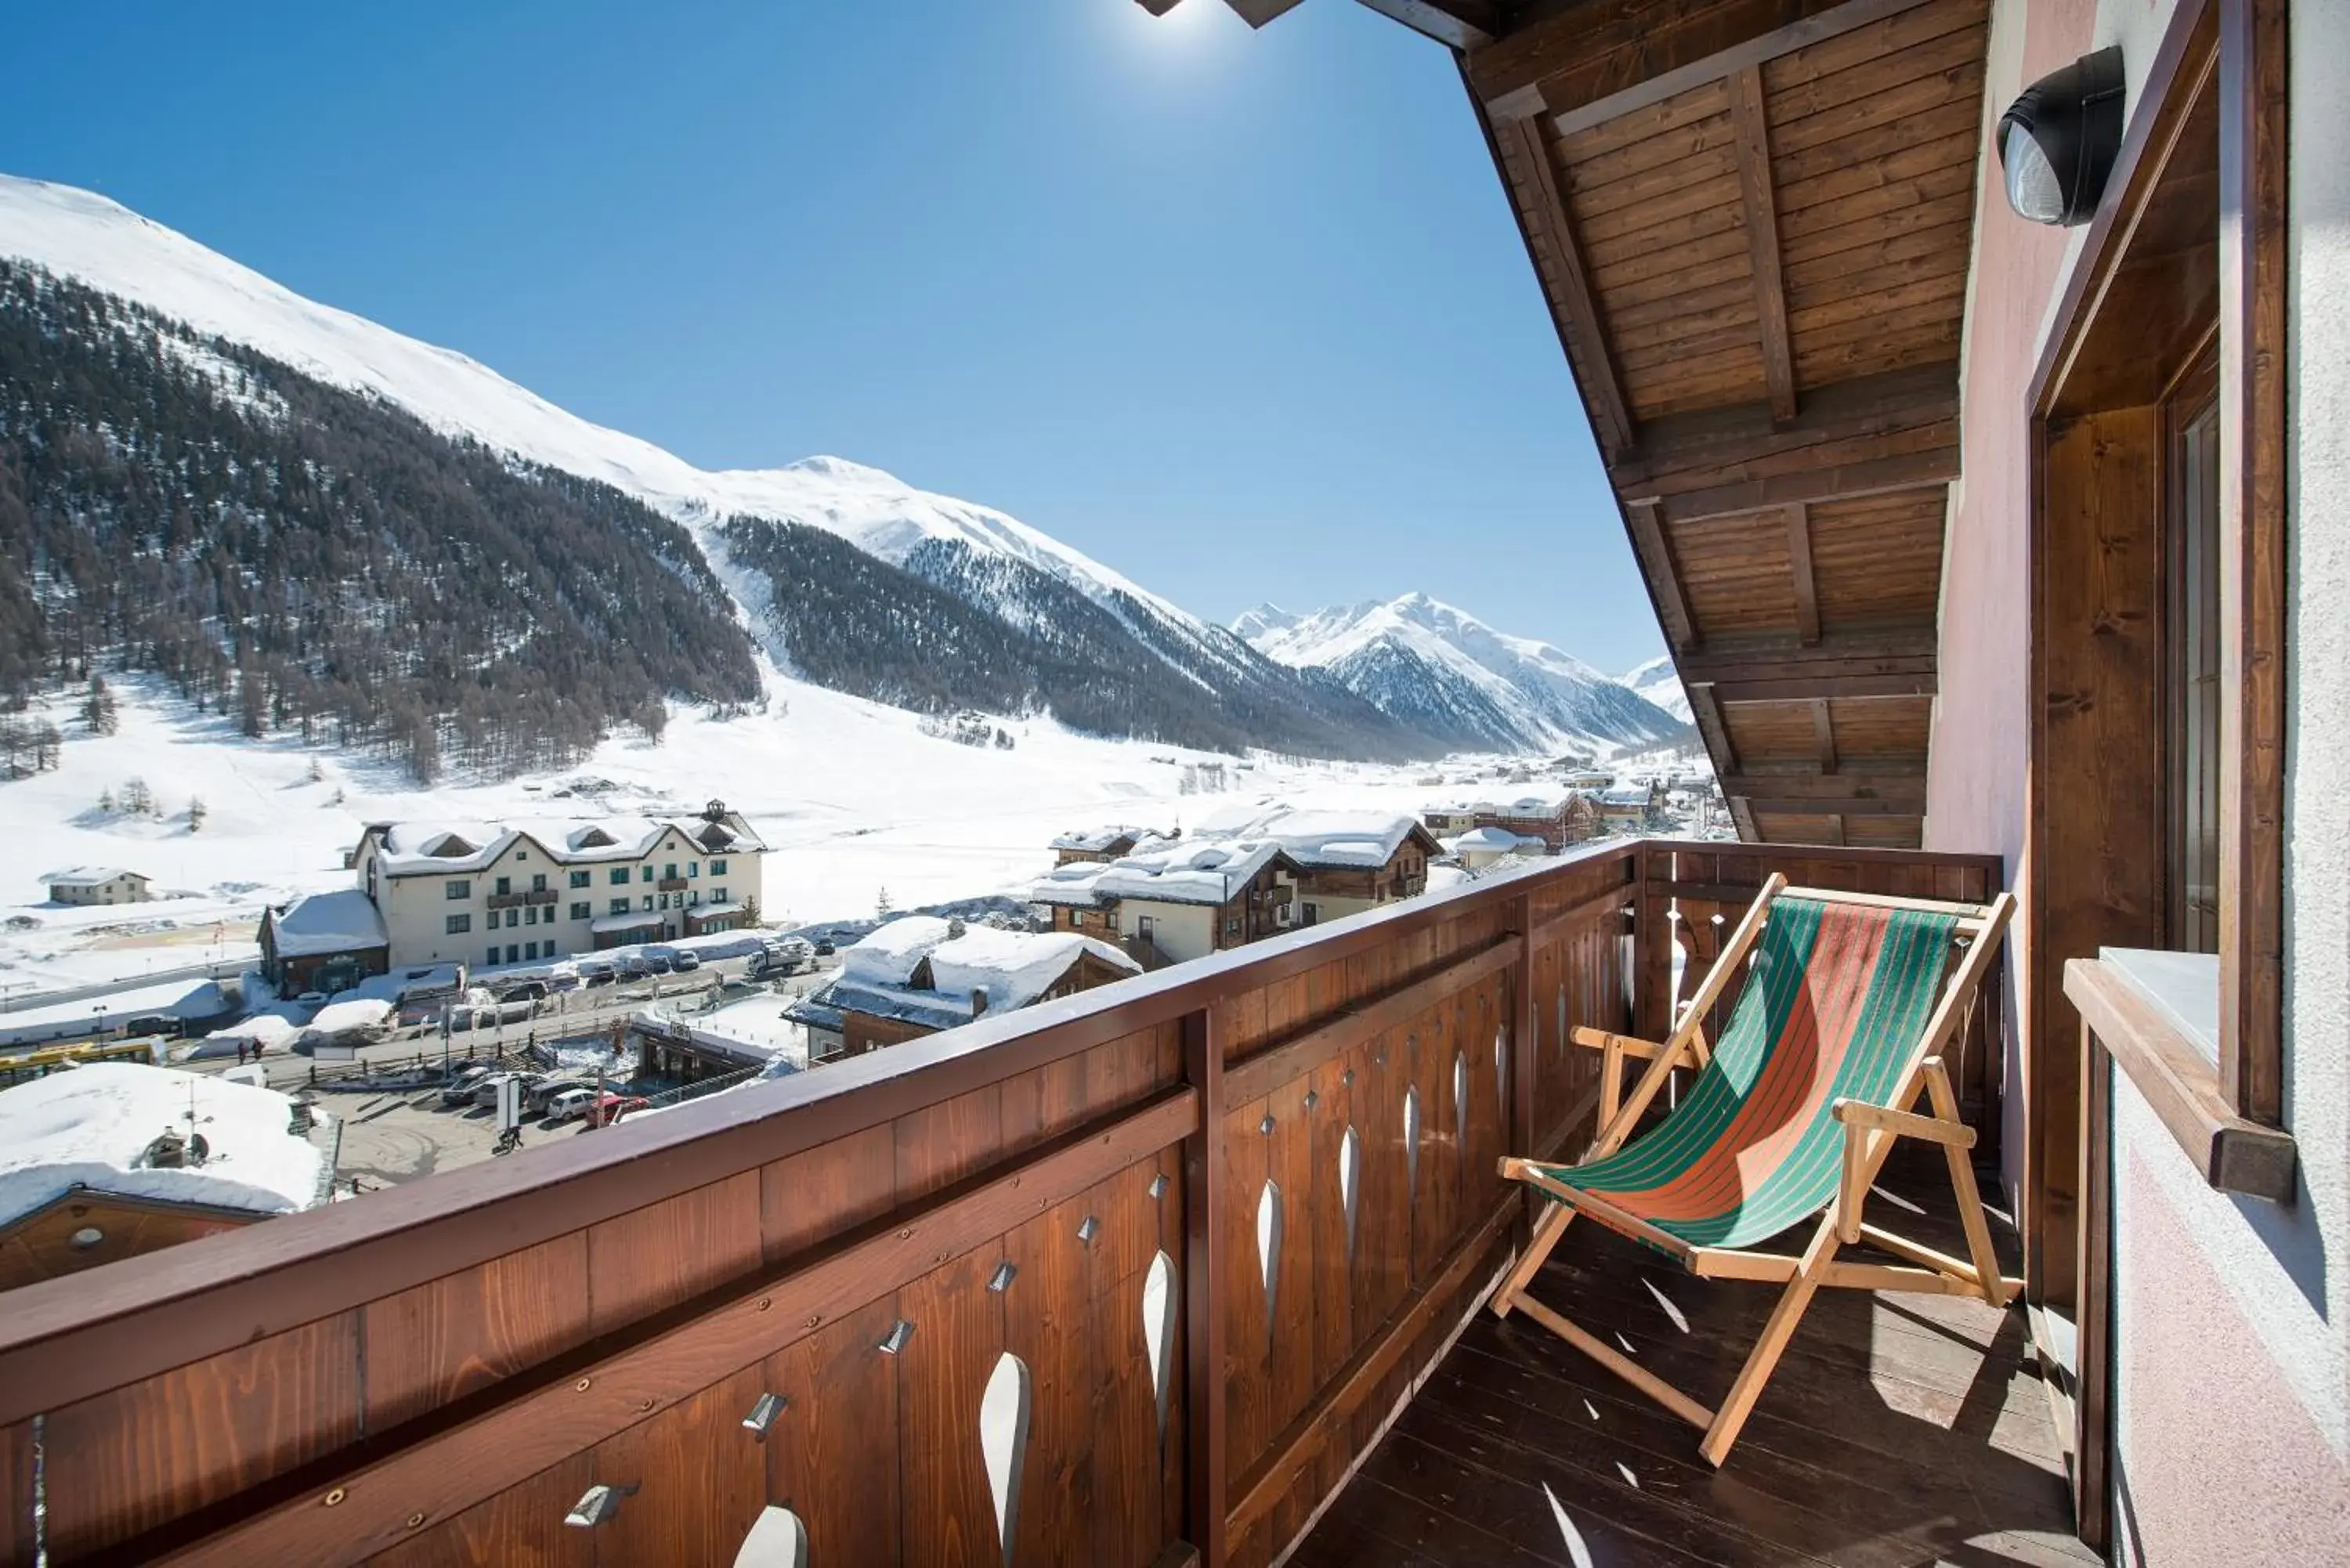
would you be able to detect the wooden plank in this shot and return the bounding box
[2217,0,2287,1126]
[2063,959,2295,1201]
[361,1232,591,1434]
[1225,1198,1513,1534]
[142,1093,1198,1568]
[1674,631,1936,678]
[1728,63,1797,421]
[1491,0,1940,134]
[1719,773,1925,804]
[1784,502,1820,641]
[585,1170,762,1337]
[1502,115,1637,456]
[763,1297,903,1568]
[46,1314,362,1562]
[2073,1017,2114,1554]
[1221,937,1520,1106]
[1180,1009,1228,1568]
[590,1363,768,1568]
[359,1453,594,1568]
[896,1241,1001,1568]
[0,1422,32,1568]
[1003,1183,1100,1568]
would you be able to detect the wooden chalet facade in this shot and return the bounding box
[1428,789,1603,852]
[1,4,2337,1567]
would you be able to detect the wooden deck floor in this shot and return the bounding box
[1288,1146,2097,1568]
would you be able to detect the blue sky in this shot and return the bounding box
[2,0,1658,669]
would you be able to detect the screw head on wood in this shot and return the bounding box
[323,1488,346,1508]
[575,1378,592,1393]
[407,1512,426,1530]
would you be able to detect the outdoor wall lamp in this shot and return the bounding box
[1997,45,2125,226]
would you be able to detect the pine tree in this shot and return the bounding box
[84,674,118,735]
[187,795,207,833]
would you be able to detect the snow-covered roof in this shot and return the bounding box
[1033,840,1293,909]
[1246,810,1429,870]
[0,1064,332,1229]
[367,814,765,876]
[1425,785,1579,819]
[1049,825,1155,853]
[1600,787,1654,807]
[800,916,1140,1031]
[203,1013,298,1048]
[266,890,388,958]
[1453,826,1542,851]
[43,866,146,887]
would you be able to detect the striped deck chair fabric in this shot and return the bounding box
[1522,894,1960,1254]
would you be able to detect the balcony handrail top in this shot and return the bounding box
[0,836,1994,1424]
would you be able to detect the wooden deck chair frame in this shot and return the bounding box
[1489,874,2022,1465]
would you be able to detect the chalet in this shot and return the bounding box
[783,916,1139,1060]
[1047,826,1166,865]
[27,6,2345,1566]
[1596,783,1663,831]
[1245,810,1441,926]
[258,890,390,995]
[1031,838,1300,964]
[1422,786,1600,851]
[1446,825,1545,871]
[0,1063,331,1292]
[43,867,150,906]
[349,806,767,971]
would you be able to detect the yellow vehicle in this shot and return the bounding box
[0,1035,165,1087]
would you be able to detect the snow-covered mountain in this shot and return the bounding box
[1235,594,1688,756]
[0,174,1419,764]
[1618,655,1691,723]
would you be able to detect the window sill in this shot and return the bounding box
[2063,954,2296,1201]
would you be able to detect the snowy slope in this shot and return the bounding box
[1235,594,1686,755]
[0,175,1242,683]
[1618,656,1692,723]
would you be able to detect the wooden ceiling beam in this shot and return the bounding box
[1810,697,1838,771]
[1732,796,1925,816]
[1470,0,1937,127]
[1350,0,1503,49]
[1676,641,1933,685]
[1612,364,1956,484]
[1728,63,1799,424]
[1624,499,1697,650]
[1708,670,1936,701]
[1648,445,1956,523]
[1784,501,1820,644]
[1719,772,1926,804]
[1502,114,1640,456]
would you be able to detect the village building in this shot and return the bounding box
[1249,811,1441,926]
[346,805,768,972]
[43,867,150,906]
[0,1063,333,1292]
[783,916,1139,1061]
[1596,783,1664,833]
[258,889,390,995]
[1047,826,1167,865]
[1032,838,1301,965]
[1420,787,1600,853]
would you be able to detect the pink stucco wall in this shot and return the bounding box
[2116,1150,2349,1563]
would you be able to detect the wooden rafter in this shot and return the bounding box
[1502,114,1638,456]
[1784,501,1820,644]
[1811,698,1839,771]
[1651,446,1957,524]
[1350,0,1500,49]
[1612,366,1958,487]
[1470,0,1938,127]
[1719,773,1926,805]
[1708,672,1935,702]
[1624,500,1695,650]
[1729,63,1798,423]
[1676,645,1933,685]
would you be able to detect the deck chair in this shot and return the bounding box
[1491,873,2020,1465]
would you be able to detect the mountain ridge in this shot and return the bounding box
[1235,594,1687,756]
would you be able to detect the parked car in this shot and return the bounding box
[494,979,548,1003]
[578,959,616,985]
[526,1077,591,1113]
[473,1071,540,1108]
[544,1087,598,1125]
[581,1092,649,1129]
[294,991,330,1010]
[441,1065,494,1106]
[668,949,701,972]
[812,939,836,956]
[545,971,581,994]
[620,955,653,979]
[643,953,673,975]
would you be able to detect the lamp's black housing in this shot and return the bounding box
[1996,45,2125,226]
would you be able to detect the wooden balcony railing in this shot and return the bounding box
[0,838,2000,1568]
